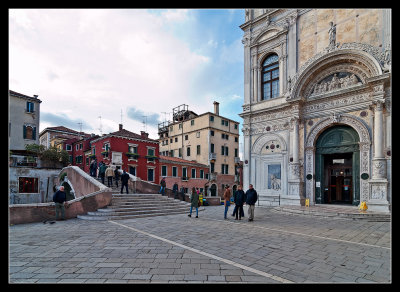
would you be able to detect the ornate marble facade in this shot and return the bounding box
[239,9,391,212]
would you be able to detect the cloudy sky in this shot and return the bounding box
[9,9,245,155]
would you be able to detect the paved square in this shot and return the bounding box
[9,206,391,283]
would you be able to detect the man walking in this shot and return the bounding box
[172,182,179,199]
[98,162,107,185]
[223,185,231,219]
[245,184,258,221]
[53,186,67,221]
[120,170,130,194]
[105,164,114,188]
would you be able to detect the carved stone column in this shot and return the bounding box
[369,98,390,212]
[283,115,304,206]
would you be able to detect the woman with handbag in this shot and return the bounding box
[188,187,199,218]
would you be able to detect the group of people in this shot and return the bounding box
[187,184,258,222]
[90,159,130,194]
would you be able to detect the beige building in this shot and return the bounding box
[158,102,240,197]
[240,9,391,211]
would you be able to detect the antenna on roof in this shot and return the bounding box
[120,109,123,124]
[77,122,83,139]
[142,115,147,133]
[98,116,102,135]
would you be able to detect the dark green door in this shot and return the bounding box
[315,125,360,205]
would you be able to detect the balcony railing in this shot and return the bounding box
[209,153,216,161]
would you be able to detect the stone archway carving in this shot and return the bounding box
[304,114,371,204]
[251,132,287,155]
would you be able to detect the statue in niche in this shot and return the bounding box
[328,22,337,49]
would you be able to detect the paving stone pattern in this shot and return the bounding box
[9,205,391,283]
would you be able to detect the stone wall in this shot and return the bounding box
[9,166,112,225]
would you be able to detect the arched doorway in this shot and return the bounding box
[315,125,360,205]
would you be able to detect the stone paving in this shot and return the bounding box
[9,205,391,283]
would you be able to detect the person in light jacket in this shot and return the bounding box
[105,164,114,188]
[188,187,199,218]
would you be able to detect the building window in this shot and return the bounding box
[210,162,215,173]
[191,120,195,126]
[191,168,196,179]
[196,132,200,138]
[172,166,177,177]
[26,101,34,113]
[200,169,204,179]
[147,168,154,182]
[221,164,229,174]
[210,115,214,122]
[147,148,155,162]
[197,145,201,155]
[210,130,214,136]
[179,148,182,157]
[182,167,187,180]
[129,166,136,176]
[187,147,191,157]
[211,143,215,153]
[66,144,72,151]
[185,135,188,140]
[262,54,280,100]
[161,165,167,177]
[175,137,178,142]
[221,146,228,156]
[18,177,38,193]
[234,124,238,129]
[23,125,36,140]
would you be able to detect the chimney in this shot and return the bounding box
[119,124,123,131]
[140,131,149,138]
[33,95,38,98]
[213,101,219,115]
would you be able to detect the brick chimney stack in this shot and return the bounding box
[213,101,219,115]
[140,131,149,138]
[119,124,123,131]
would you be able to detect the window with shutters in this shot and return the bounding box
[23,125,36,140]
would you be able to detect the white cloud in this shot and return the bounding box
[9,9,213,139]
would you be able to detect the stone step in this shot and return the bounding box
[77,208,192,221]
[78,192,193,221]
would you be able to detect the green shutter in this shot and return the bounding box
[32,127,36,140]
[23,125,26,139]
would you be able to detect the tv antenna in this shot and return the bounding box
[98,116,102,135]
[77,122,83,139]
[161,112,171,123]
[142,115,147,132]
[120,109,123,124]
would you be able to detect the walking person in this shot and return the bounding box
[188,187,199,218]
[245,184,258,221]
[233,185,245,220]
[105,164,114,188]
[53,186,67,221]
[159,177,166,196]
[114,166,120,188]
[172,182,179,199]
[90,159,97,177]
[120,170,130,194]
[98,161,107,185]
[180,186,186,201]
[223,185,231,219]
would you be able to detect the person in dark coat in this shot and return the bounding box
[233,185,245,220]
[245,184,258,221]
[188,187,199,218]
[120,170,130,194]
[172,182,179,199]
[180,186,185,201]
[53,186,67,220]
[114,166,120,188]
[159,178,166,196]
[98,162,107,185]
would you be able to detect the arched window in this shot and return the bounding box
[261,54,279,100]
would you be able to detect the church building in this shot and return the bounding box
[239,9,391,212]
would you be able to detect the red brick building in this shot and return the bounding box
[89,124,160,185]
[159,155,209,194]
